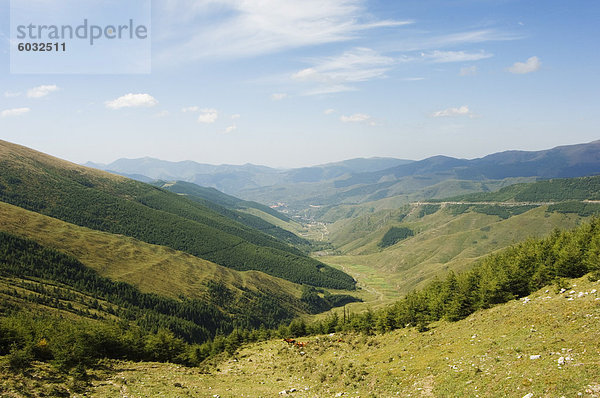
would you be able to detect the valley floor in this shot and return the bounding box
[3,276,600,397]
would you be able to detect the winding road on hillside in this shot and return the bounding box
[413,200,558,207]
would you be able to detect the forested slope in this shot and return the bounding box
[0,140,355,290]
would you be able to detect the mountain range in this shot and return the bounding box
[85,141,600,219]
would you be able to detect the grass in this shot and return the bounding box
[4,275,598,397]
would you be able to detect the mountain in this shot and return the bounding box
[86,156,413,194]
[0,140,355,290]
[237,140,600,220]
[335,140,600,188]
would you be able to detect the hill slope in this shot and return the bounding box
[0,140,355,290]
[447,174,600,203]
[0,201,306,315]
[154,181,308,248]
[324,205,586,301]
[318,173,600,301]
[5,274,597,397]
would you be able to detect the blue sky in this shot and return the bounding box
[0,0,599,168]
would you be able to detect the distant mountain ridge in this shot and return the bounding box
[85,157,413,193]
[84,140,600,221]
[335,140,600,188]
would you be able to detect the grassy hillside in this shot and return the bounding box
[0,201,307,310]
[0,140,355,290]
[324,205,587,301]
[322,173,600,300]
[4,274,598,397]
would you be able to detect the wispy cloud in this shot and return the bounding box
[105,94,158,110]
[422,50,492,63]
[431,105,472,118]
[508,56,541,74]
[221,124,237,134]
[459,66,478,76]
[340,113,371,123]
[1,107,31,118]
[154,110,170,118]
[292,47,394,94]
[27,85,59,98]
[231,114,241,120]
[324,108,336,115]
[271,93,288,101]
[4,91,22,98]
[389,29,521,52]
[155,0,412,64]
[181,106,200,113]
[198,108,218,124]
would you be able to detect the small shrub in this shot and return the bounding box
[32,338,53,361]
[554,277,569,293]
[8,345,32,372]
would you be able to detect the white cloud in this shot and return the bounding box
[508,56,541,74]
[271,93,288,101]
[292,47,394,94]
[1,107,30,118]
[182,106,199,113]
[402,77,425,81]
[105,93,158,110]
[231,114,241,120]
[155,0,412,64]
[459,66,478,76]
[431,105,472,118]
[198,108,218,124]
[422,50,492,63]
[27,85,59,98]
[221,124,237,134]
[324,108,335,115]
[4,91,21,98]
[340,113,371,123]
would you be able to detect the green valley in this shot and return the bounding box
[2,140,600,397]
